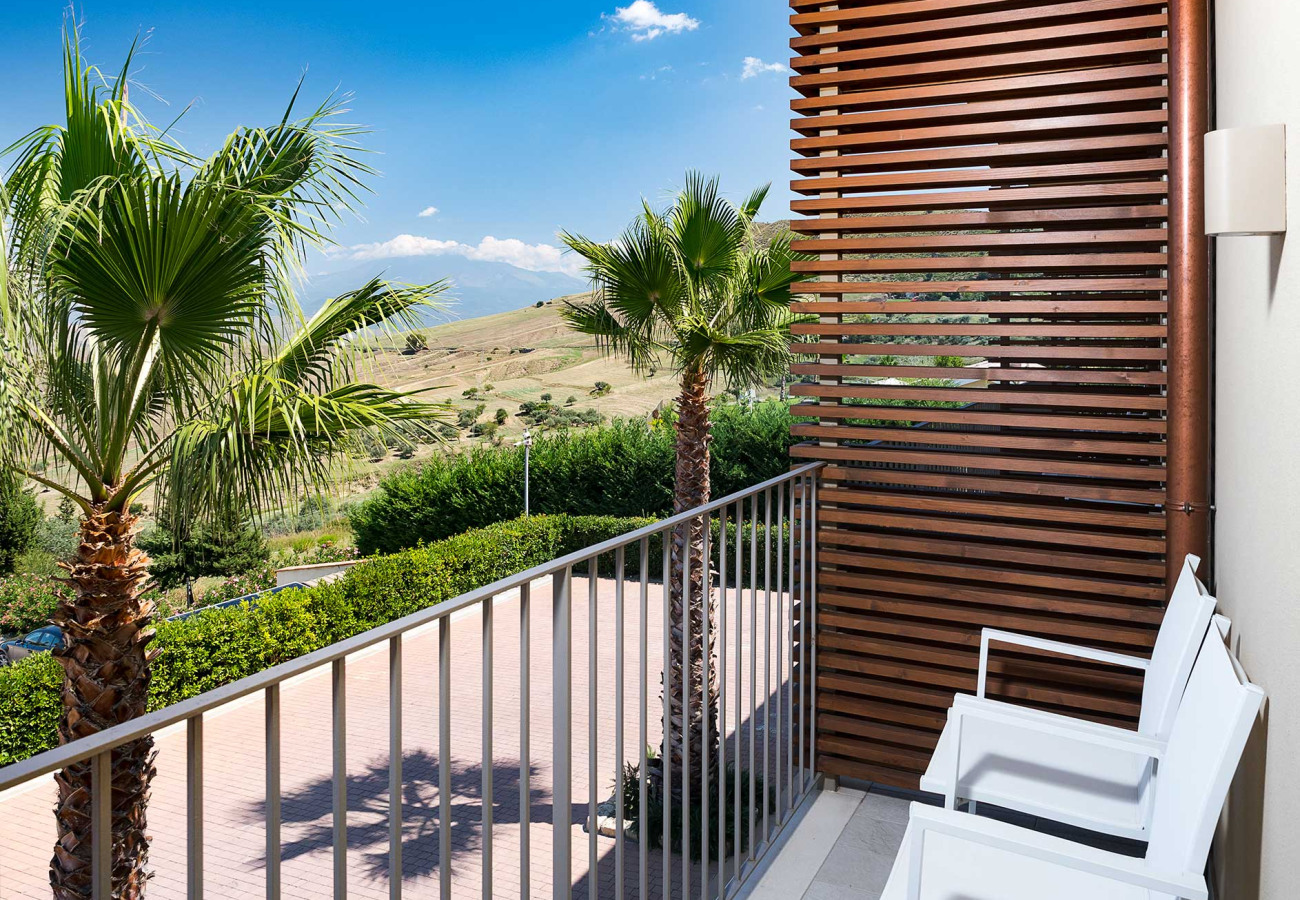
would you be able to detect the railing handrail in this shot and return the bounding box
[0,461,823,792]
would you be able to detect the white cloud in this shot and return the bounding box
[610,1,700,41]
[335,234,585,277]
[742,56,789,79]
[417,206,439,218]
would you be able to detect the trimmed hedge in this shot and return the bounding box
[0,653,63,765]
[0,511,795,765]
[0,515,649,765]
[350,401,798,554]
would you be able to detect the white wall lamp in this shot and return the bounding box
[1204,124,1288,236]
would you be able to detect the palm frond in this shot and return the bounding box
[272,278,451,390]
[157,375,449,526]
[560,295,661,372]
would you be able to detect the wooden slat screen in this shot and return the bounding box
[788,0,1172,789]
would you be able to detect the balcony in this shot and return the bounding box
[0,467,826,900]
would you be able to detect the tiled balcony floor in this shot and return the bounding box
[0,574,801,900]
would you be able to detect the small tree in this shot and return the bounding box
[495,408,508,425]
[0,30,450,897]
[562,173,805,796]
[0,472,42,574]
[404,331,428,354]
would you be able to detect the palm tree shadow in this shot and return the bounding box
[254,749,552,880]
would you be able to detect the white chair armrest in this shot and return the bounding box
[906,803,1208,900]
[944,698,1164,810]
[978,628,1149,699]
[951,693,1157,744]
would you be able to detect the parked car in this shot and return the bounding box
[0,582,311,666]
[0,625,66,665]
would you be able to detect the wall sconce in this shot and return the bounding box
[1205,124,1288,236]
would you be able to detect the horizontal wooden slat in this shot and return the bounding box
[789,382,1167,411]
[792,232,1167,256]
[793,158,1168,197]
[790,0,1164,33]
[800,278,1169,295]
[795,423,1168,458]
[791,64,1168,114]
[818,508,1166,554]
[793,342,1168,361]
[792,38,1168,96]
[815,524,1167,577]
[817,589,1157,647]
[792,180,1167,213]
[797,404,1167,435]
[792,442,1168,482]
[790,14,1167,73]
[795,254,1166,275]
[792,0,1167,50]
[795,110,1168,158]
[791,86,1166,137]
[791,362,1167,386]
[817,551,1163,601]
[819,485,1165,528]
[788,204,1168,232]
[792,136,1168,178]
[793,321,1165,338]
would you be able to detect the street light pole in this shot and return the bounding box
[516,429,533,517]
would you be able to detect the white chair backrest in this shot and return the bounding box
[1145,627,1264,873]
[1139,554,1217,739]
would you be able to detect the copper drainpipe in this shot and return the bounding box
[1166,0,1212,588]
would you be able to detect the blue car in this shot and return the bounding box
[0,581,311,665]
[0,625,66,665]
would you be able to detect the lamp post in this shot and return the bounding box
[516,429,533,516]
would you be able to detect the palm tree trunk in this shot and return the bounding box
[50,508,156,900]
[664,365,719,800]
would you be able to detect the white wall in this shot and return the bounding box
[1212,3,1300,898]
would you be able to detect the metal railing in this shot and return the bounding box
[0,462,823,900]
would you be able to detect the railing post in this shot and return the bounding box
[92,750,111,900]
[439,619,453,900]
[333,659,348,900]
[266,684,281,900]
[390,636,403,900]
[521,582,532,900]
[553,569,573,900]
[188,715,205,900]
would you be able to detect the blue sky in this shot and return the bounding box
[2,1,797,283]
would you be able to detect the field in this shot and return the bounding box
[26,295,784,524]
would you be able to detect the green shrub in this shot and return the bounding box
[0,573,73,636]
[34,517,78,562]
[0,654,63,765]
[350,402,796,555]
[0,514,656,763]
[0,476,43,575]
[137,519,271,590]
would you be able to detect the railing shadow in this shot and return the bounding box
[261,750,548,879]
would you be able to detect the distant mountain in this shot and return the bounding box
[300,220,792,323]
[301,255,588,323]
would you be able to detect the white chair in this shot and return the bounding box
[919,554,1219,839]
[882,626,1265,900]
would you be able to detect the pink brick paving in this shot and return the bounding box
[0,575,801,900]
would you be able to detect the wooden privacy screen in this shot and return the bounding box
[787,0,1174,789]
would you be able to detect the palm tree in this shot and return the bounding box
[0,30,448,899]
[561,174,805,795]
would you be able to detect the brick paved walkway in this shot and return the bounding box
[0,576,801,900]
